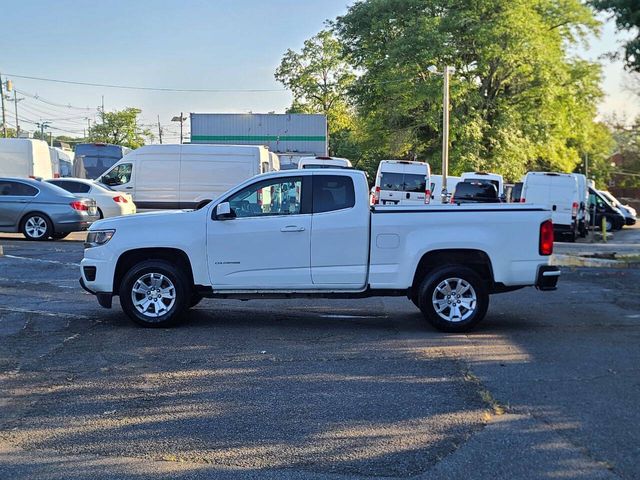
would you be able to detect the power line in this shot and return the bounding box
[7,73,287,93]
[15,88,95,111]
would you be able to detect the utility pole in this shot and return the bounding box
[171,112,187,144]
[14,90,20,135]
[49,132,53,147]
[441,66,451,203]
[584,153,589,179]
[101,95,105,122]
[157,115,163,144]
[0,72,7,138]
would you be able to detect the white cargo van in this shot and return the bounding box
[373,160,431,205]
[521,172,579,241]
[98,144,277,210]
[429,174,461,204]
[0,139,54,179]
[297,156,352,169]
[461,172,504,196]
[49,147,74,178]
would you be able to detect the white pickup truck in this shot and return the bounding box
[80,169,559,332]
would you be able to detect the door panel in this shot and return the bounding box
[0,181,36,228]
[310,174,369,287]
[207,176,312,289]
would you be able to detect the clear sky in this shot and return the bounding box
[1,0,637,142]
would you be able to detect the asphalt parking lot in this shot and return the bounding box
[0,233,639,479]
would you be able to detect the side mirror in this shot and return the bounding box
[215,202,236,220]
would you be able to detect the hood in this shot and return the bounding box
[88,209,197,231]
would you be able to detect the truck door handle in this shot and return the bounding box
[124,187,133,190]
[552,205,557,211]
[281,225,305,232]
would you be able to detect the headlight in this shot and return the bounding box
[84,229,115,248]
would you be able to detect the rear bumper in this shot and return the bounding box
[536,265,560,291]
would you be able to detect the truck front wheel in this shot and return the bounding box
[417,266,489,333]
[119,260,189,327]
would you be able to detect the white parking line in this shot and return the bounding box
[2,254,80,267]
[0,306,88,319]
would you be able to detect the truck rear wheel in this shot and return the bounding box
[417,266,489,333]
[119,260,189,327]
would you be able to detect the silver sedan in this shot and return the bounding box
[0,177,100,240]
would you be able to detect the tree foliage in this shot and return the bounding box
[591,0,640,72]
[275,30,357,155]
[329,0,611,180]
[608,115,640,187]
[88,108,152,149]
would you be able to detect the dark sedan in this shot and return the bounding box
[0,177,100,240]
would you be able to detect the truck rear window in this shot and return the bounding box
[380,172,426,192]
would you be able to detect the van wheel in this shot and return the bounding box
[21,213,53,241]
[605,219,613,232]
[418,266,489,333]
[119,260,189,327]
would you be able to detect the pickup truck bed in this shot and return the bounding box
[80,169,559,332]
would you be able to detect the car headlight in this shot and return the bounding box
[85,229,115,248]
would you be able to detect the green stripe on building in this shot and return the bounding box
[191,135,326,142]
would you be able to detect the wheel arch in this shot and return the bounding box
[411,249,494,295]
[113,247,195,295]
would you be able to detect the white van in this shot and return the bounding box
[98,144,277,210]
[0,139,54,179]
[429,174,461,204]
[49,147,74,178]
[373,160,431,205]
[521,172,580,241]
[461,172,504,196]
[298,156,352,169]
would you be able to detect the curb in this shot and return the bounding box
[551,254,640,269]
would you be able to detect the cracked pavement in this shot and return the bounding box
[0,235,638,479]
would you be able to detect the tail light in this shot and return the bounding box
[520,198,526,203]
[113,195,128,203]
[450,195,455,204]
[70,201,89,211]
[373,186,380,205]
[571,202,578,217]
[539,220,554,255]
[54,173,60,178]
[424,189,431,204]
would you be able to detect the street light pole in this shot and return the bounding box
[441,66,451,203]
[0,73,7,138]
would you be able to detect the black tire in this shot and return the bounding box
[189,293,204,308]
[417,266,489,333]
[97,208,104,219]
[52,232,70,240]
[604,219,613,232]
[119,260,190,328]
[20,213,53,241]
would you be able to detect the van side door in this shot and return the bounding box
[310,173,369,287]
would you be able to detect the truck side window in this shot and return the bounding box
[102,163,132,186]
[313,175,355,213]
[227,177,303,218]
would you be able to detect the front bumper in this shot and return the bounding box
[536,265,560,291]
[79,277,113,308]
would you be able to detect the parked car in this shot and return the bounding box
[461,172,504,197]
[0,139,54,179]
[373,160,431,205]
[429,174,461,204]
[520,172,580,241]
[73,143,130,180]
[599,190,636,226]
[588,188,626,231]
[97,144,277,210]
[0,177,99,240]
[80,169,559,332]
[451,181,501,204]
[46,178,136,219]
[297,156,352,169]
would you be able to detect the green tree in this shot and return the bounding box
[608,116,640,187]
[334,0,609,181]
[88,108,152,149]
[591,0,640,72]
[275,30,357,155]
